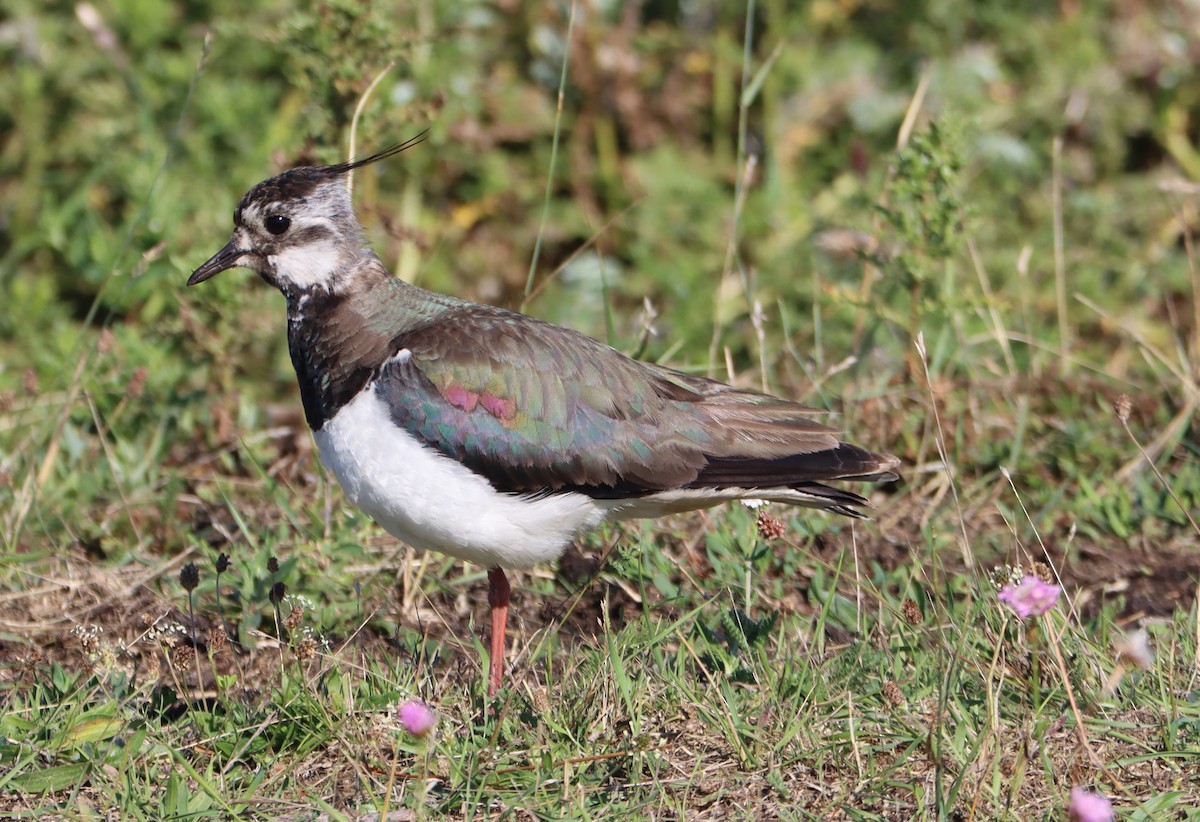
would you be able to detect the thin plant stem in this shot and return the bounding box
[522,1,577,303]
[346,60,397,195]
[1115,401,1200,537]
[706,0,757,377]
[1041,615,1128,795]
[916,332,973,569]
[1052,136,1070,368]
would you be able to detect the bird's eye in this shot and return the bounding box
[264,214,291,236]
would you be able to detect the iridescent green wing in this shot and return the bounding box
[375,306,715,495]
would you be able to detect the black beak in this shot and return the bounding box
[188,241,245,286]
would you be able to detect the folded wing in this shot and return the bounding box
[374,307,898,503]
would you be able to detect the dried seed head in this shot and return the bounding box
[179,563,199,592]
[207,627,227,654]
[22,370,38,395]
[285,603,304,630]
[215,552,231,573]
[172,643,195,668]
[269,581,286,603]
[902,599,923,625]
[883,681,906,707]
[756,512,786,541]
[1032,561,1053,583]
[74,625,102,655]
[529,686,551,715]
[295,636,317,661]
[267,556,280,574]
[1114,394,1132,423]
[93,643,119,675]
[17,648,46,679]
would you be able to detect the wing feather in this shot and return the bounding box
[372,306,896,498]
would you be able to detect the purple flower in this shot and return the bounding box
[1068,787,1113,822]
[398,700,436,738]
[998,575,1060,619]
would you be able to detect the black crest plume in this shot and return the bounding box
[327,130,430,175]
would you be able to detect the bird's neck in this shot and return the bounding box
[284,259,468,431]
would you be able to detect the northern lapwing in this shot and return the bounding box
[188,138,900,696]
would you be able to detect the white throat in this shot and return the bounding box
[269,230,349,293]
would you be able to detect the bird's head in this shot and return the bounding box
[188,134,426,298]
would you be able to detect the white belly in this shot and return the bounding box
[312,387,605,569]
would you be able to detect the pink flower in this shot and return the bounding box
[398,700,436,738]
[998,575,1060,619]
[1068,787,1113,822]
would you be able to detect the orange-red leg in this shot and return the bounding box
[487,567,510,697]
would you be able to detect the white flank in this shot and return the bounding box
[313,387,604,569]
